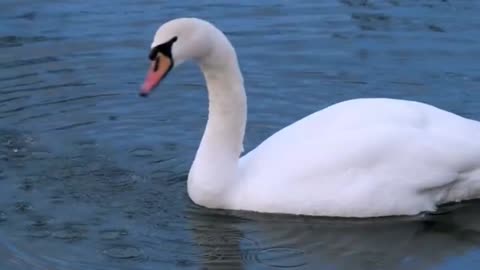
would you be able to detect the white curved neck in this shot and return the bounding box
[187,35,246,208]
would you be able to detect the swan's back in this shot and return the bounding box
[288,98,477,134]
[236,98,480,217]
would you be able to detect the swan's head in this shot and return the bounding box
[140,18,216,97]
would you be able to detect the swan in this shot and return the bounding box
[139,17,480,217]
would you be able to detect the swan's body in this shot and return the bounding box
[141,18,480,217]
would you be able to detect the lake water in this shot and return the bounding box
[1,0,480,269]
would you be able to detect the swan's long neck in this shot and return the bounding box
[187,33,246,208]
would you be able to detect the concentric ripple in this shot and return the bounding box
[255,247,307,268]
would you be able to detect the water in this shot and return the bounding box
[1,0,480,269]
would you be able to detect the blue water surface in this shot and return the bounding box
[1,0,480,269]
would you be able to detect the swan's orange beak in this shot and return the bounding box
[140,54,172,97]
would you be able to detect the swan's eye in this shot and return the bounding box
[149,51,157,61]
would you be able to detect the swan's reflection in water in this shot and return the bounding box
[188,208,249,270]
[187,200,480,270]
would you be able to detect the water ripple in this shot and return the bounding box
[255,247,307,268]
[99,229,128,241]
[102,245,144,260]
[0,82,95,95]
[0,73,37,82]
[1,93,117,120]
[0,35,63,48]
[51,121,97,131]
[0,56,59,69]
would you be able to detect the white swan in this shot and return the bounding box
[139,18,480,217]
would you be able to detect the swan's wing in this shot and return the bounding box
[236,98,480,216]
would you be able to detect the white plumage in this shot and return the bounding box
[144,18,480,217]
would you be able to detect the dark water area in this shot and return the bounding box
[1,0,480,269]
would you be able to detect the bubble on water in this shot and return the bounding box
[15,201,33,213]
[52,223,88,241]
[29,215,52,227]
[0,211,7,222]
[30,150,53,160]
[129,147,153,158]
[27,228,51,238]
[53,230,84,240]
[24,216,53,238]
[103,245,143,259]
[176,259,195,267]
[99,229,128,240]
[18,178,34,191]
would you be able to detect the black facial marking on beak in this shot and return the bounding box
[148,36,178,61]
[153,58,160,71]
